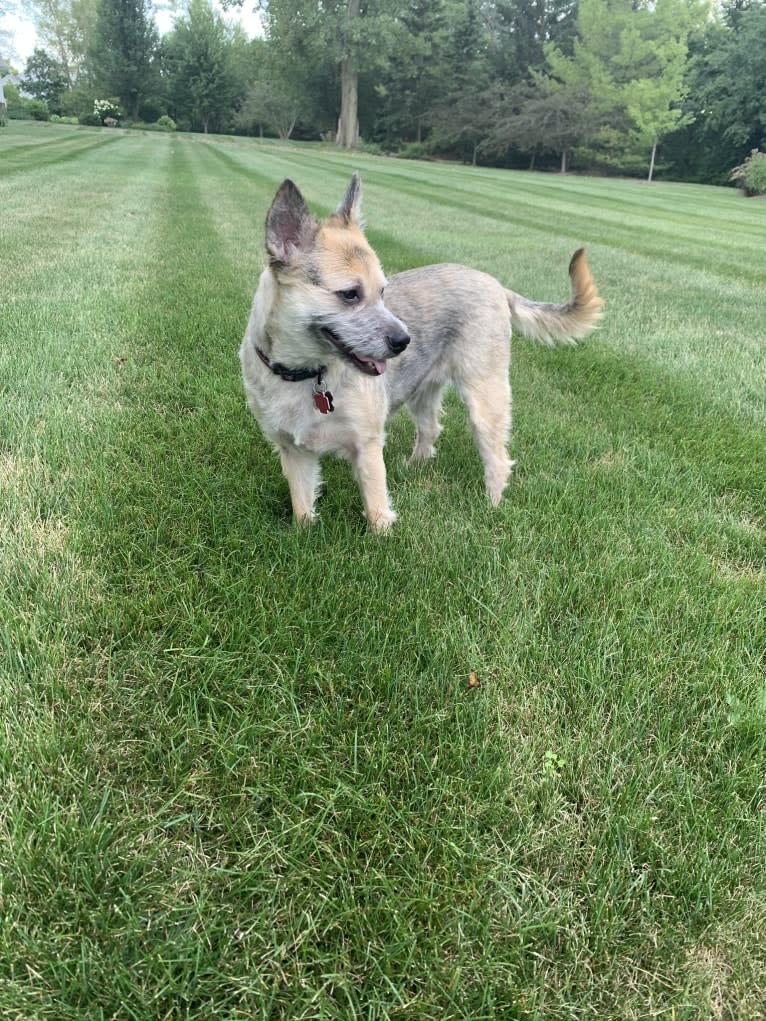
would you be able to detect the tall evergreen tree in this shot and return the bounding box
[164,0,246,134]
[89,0,159,118]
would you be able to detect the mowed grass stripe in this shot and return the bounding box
[0,134,192,1019]
[222,141,766,268]
[0,128,122,177]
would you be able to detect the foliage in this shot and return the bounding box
[21,47,69,112]
[26,97,50,119]
[163,0,249,134]
[88,0,160,120]
[93,96,119,122]
[20,0,98,84]
[396,140,432,160]
[235,77,300,139]
[156,113,176,131]
[730,148,766,197]
[538,0,699,178]
[49,112,78,122]
[2,81,23,118]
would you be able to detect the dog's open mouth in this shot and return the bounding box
[320,327,386,376]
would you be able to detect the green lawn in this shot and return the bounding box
[1,120,765,1020]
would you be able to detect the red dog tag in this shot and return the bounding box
[313,388,334,414]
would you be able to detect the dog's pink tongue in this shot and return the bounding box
[360,356,387,374]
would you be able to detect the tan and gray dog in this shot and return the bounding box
[240,174,602,531]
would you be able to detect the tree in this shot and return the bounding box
[540,0,700,177]
[700,2,766,152]
[89,0,159,119]
[257,0,404,149]
[235,78,299,138]
[22,47,69,111]
[21,0,98,85]
[164,0,247,133]
[487,0,578,84]
[482,78,597,171]
[372,0,450,145]
[429,0,495,163]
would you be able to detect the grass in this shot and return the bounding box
[1,119,765,1020]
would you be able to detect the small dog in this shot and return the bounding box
[240,174,602,530]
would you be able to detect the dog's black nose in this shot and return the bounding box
[387,330,410,355]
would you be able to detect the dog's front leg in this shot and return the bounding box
[352,441,396,532]
[278,443,321,524]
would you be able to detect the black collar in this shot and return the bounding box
[255,346,325,383]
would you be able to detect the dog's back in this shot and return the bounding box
[383,251,602,413]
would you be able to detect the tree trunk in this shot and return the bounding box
[472,140,478,166]
[337,57,358,148]
[336,0,360,149]
[648,136,657,183]
[560,148,568,173]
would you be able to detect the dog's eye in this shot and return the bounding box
[337,288,361,304]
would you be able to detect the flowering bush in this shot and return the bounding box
[93,98,121,125]
[730,149,766,197]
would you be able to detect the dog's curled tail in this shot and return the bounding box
[506,248,603,347]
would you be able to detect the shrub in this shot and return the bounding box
[357,139,385,156]
[397,141,433,161]
[78,112,102,127]
[27,99,50,121]
[93,98,121,125]
[156,114,176,132]
[730,149,766,196]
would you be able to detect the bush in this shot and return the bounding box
[156,114,176,132]
[730,149,766,196]
[357,139,385,156]
[27,99,50,121]
[93,98,121,125]
[397,141,433,161]
[50,114,79,124]
[78,112,102,127]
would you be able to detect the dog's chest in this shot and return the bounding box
[253,379,359,455]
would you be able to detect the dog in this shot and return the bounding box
[240,174,602,531]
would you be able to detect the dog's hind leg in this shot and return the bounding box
[457,376,515,506]
[278,443,321,523]
[406,382,447,463]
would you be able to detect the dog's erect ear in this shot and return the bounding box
[335,173,362,223]
[265,179,316,265]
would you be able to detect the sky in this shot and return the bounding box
[1,2,263,68]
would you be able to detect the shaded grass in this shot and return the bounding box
[1,122,765,1020]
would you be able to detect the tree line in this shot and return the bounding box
[6,0,766,185]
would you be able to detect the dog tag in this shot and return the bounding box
[313,386,334,414]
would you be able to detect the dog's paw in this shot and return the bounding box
[294,511,318,527]
[367,509,397,533]
[407,445,437,465]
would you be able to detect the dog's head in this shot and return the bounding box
[264,174,410,376]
